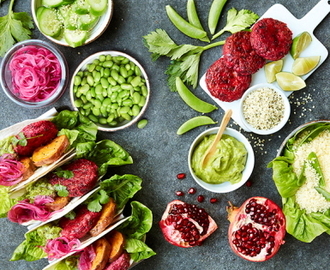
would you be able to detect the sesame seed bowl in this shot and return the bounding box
[239,83,291,135]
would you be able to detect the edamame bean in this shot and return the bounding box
[137,119,148,129]
[177,116,217,135]
[74,75,82,86]
[175,77,217,113]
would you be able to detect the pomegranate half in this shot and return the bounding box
[159,200,218,248]
[227,196,286,262]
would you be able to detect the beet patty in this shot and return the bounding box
[223,31,265,75]
[250,18,292,61]
[49,158,98,197]
[205,57,251,102]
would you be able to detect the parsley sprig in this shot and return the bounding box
[0,0,34,57]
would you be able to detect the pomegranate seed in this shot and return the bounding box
[188,187,197,194]
[245,180,252,187]
[210,198,218,203]
[176,173,186,180]
[197,195,205,203]
[175,191,185,196]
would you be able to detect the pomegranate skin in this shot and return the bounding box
[159,200,218,248]
[227,196,286,262]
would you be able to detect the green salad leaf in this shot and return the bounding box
[10,224,61,261]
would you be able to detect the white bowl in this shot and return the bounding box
[31,0,113,47]
[70,51,150,132]
[188,127,255,193]
[239,83,291,135]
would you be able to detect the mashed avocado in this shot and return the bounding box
[191,134,247,184]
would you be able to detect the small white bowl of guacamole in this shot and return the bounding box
[188,127,255,193]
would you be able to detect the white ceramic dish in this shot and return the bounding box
[31,0,113,47]
[70,51,150,132]
[199,0,330,131]
[239,83,291,135]
[188,127,255,193]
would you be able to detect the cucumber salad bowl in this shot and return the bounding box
[31,0,113,47]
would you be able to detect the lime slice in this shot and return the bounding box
[264,60,284,83]
[275,72,306,91]
[290,31,312,59]
[292,56,321,76]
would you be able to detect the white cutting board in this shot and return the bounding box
[200,0,330,132]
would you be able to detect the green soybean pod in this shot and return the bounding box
[187,0,204,31]
[175,77,217,113]
[177,115,217,135]
[165,5,209,42]
[208,0,228,35]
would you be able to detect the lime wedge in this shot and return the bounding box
[264,60,284,83]
[275,72,306,91]
[290,31,312,59]
[292,56,321,76]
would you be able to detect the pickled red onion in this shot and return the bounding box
[7,195,54,224]
[8,45,62,102]
[43,237,81,260]
[0,154,23,186]
[78,245,96,270]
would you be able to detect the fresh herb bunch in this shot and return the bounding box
[143,1,259,92]
[0,0,34,57]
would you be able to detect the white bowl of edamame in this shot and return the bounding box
[70,51,150,131]
[188,127,255,193]
[31,0,113,48]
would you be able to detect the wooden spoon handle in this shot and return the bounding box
[201,109,232,167]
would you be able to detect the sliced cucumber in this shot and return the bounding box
[64,29,88,47]
[42,0,75,8]
[86,0,108,16]
[57,4,72,21]
[72,0,91,15]
[37,7,63,37]
[78,13,99,30]
[64,10,80,30]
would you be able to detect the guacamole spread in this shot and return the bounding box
[191,134,247,184]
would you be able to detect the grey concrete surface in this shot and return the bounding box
[1,0,330,269]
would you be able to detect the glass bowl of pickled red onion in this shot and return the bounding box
[0,39,68,108]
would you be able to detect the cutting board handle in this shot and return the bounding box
[301,0,330,32]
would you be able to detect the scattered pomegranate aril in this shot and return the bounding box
[227,196,286,262]
[197,195,205,203]
[159,200,218,248]
[176,173,186,180]
[210,198,218,204]
[245,180,252,187]
[188,187,197,194]
[175,191,185,196]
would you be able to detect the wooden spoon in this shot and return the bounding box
[200,109,232,168]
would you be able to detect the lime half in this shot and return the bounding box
[292,56,321,76]
[264,60,284,83]
[290,32,312,59]
[275,72,306,91]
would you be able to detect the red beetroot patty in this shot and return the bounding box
[223,31,265,75]
[14,120,58,156]
[49,158,99,197]
[250,18,293,61]
[205,57,251,102]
